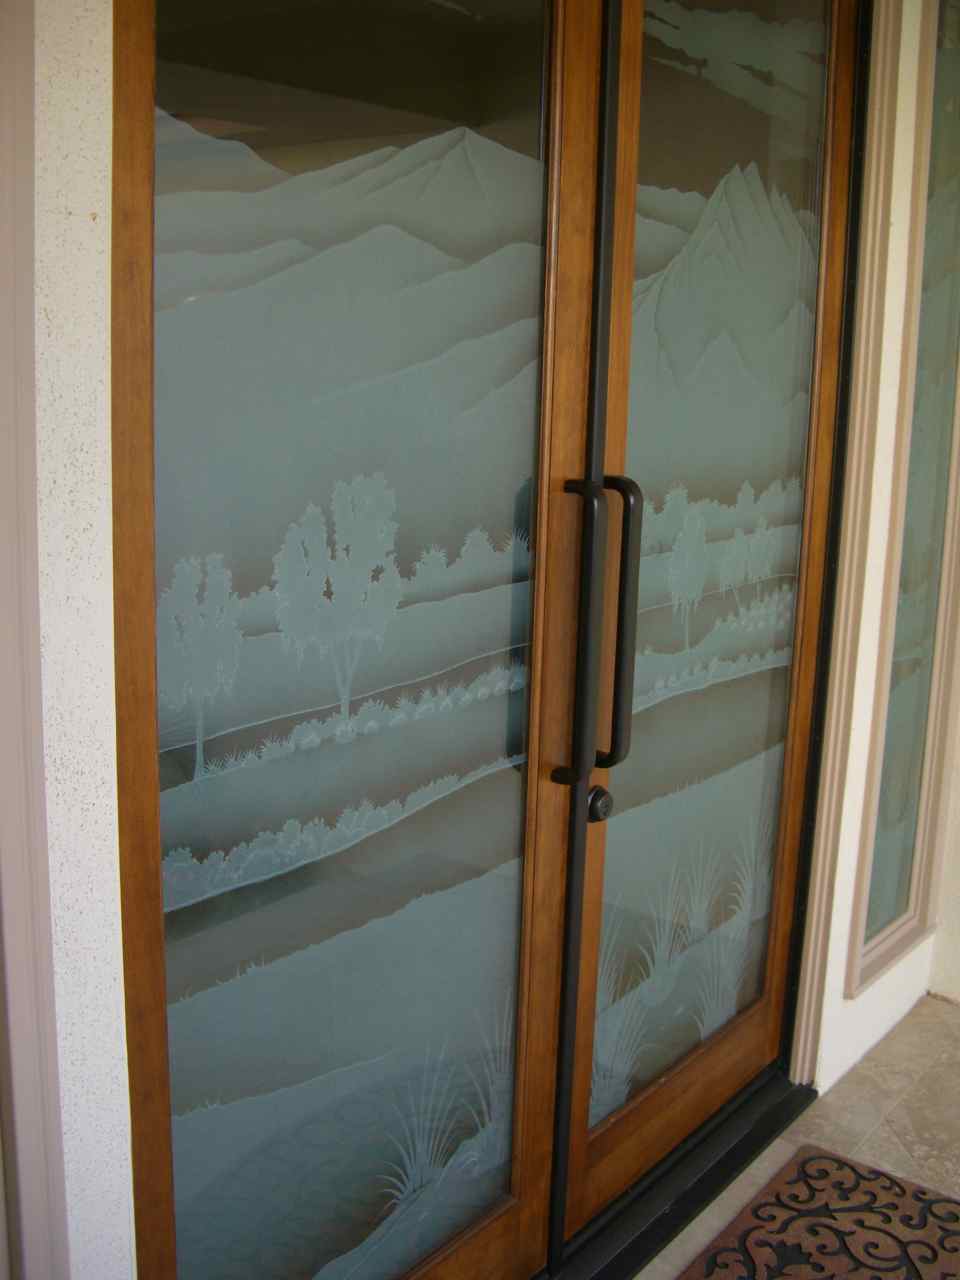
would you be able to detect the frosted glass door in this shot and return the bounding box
[153,5,547,1276]
[866,2,960,940]
[590,0,831,1129]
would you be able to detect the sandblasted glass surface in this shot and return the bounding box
[153,4,547,1274]
[590,0,830,1128]
[866,1,960,941]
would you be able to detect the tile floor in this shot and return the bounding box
[634,994,960,1279]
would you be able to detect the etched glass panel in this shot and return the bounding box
[153,4,547,1274]
[866,1,960,940]
[590,0,829,1128]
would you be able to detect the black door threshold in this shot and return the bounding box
[535,1069,816,1280]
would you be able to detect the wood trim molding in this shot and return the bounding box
[790,0,906,1081]
[0,0,70,1273]
[112,1,178,1274]
[845,0,947,995]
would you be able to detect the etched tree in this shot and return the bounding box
[157,554,242,780]
[659,484,689,551]
[458,527,501,585]
[735,479,756,522]
[503,530,531,581]
[273,474,403,729]
[668,509,708,651]
[746,516,777,599]
[412,545,449,599]
[719,527,749,610]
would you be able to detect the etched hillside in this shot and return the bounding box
[155,107,286,194]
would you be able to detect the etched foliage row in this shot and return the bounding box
[158,474,405,766]
[157,471,791,773]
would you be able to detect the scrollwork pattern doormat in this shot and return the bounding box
[677,1146,960,1278]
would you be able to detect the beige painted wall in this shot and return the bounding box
[2,0,71,1273]
[0,1140,10,1280]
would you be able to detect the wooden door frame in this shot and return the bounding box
[562,0,863,1232]
[111,1,603,1275]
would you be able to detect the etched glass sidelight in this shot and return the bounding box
[153,5,547,1275]
[866,2,960,940]
[590,0,830,1128]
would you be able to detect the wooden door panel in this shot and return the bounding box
[113,1,602,1275]
[564,0,860,1233]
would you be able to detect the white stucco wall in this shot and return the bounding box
[931,741,960,1003]
[932,865,960,1003]
[25,0,941,1272]
[34,0,135,1275]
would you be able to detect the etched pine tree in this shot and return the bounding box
[157,554,242,780]
[668,509,708,651]
[273,474,403,730]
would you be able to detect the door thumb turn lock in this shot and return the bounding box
[587,785,614,824]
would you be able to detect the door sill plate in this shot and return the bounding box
[539,1069,816,1280]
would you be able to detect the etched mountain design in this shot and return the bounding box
[156,122,818,588]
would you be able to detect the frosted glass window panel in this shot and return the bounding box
[865,4,960,942]
[590,0,829,1129]
[153,4,547,1276]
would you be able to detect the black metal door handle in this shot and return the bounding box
[551,483,607,786]
[596,475,643,770]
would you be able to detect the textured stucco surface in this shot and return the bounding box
[34,0,135,1274]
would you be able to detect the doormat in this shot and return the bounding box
[677,1146,960,1278]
